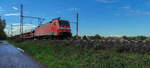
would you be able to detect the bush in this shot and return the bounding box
[88,34,103,40]
[0,17,7,40]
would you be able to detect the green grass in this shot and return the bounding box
[8,40,150,68]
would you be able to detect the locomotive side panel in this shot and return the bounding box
[34,19,60,37]
[34,23,51,36]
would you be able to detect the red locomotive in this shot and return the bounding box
[12,18,72,40]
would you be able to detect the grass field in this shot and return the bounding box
[8,40,150,68]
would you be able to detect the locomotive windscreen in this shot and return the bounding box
[59,21,69,26]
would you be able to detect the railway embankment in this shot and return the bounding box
[71,40,150,54]
[8,40,150,68]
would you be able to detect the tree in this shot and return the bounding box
[95,34,102,40]
[122,36,127,40]
[88,34,103,40]
[135,36,147,40]
[0,17,7,40]
[82,35,88,40]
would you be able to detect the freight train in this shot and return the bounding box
[11,18,72,40]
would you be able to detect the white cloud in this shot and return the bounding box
[117,5,142,16]
[120,6,130,10]
[12,6,18,10]
[55,8,80,14]
[4,29,11,37]
[67,8,80,11]
[0,6,2,9]
[4,13,20,16]
[0,10,5,12]
[109,35,123,37]
[0,6,5,12]
[144,12,150,15]
[114,13,120,16]
[5,24,37,36]
[68,8,77,11]
[115,10,141,16]
[125,13,131,16]
[129,10,141,14]
[11,23,20,26]
[56,11,61,14]
[134,10,141,14]
[96,0,120,3]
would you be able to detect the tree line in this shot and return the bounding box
[74,34,150,41]
[0,17,7,40]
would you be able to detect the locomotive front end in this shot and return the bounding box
[58,20,72,38]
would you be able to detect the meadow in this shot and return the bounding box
[9,40,150,68]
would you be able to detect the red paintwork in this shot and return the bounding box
[34,18,71,36]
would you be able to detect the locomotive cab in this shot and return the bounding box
[58,20,72,38]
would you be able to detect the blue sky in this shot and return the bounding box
[1,0,150,36]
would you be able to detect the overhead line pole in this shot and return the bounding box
[11,24,12,37]
[76,13,79,39]
[19,4,45,40]
[20,4,23,40]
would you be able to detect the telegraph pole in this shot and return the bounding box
[76,13,79,39]
[11,24,12,37]
[20,4,23,40]
[19,4,45,40]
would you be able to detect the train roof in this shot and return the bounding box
[35,17,69,29]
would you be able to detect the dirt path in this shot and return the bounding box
[0,41,45,68]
